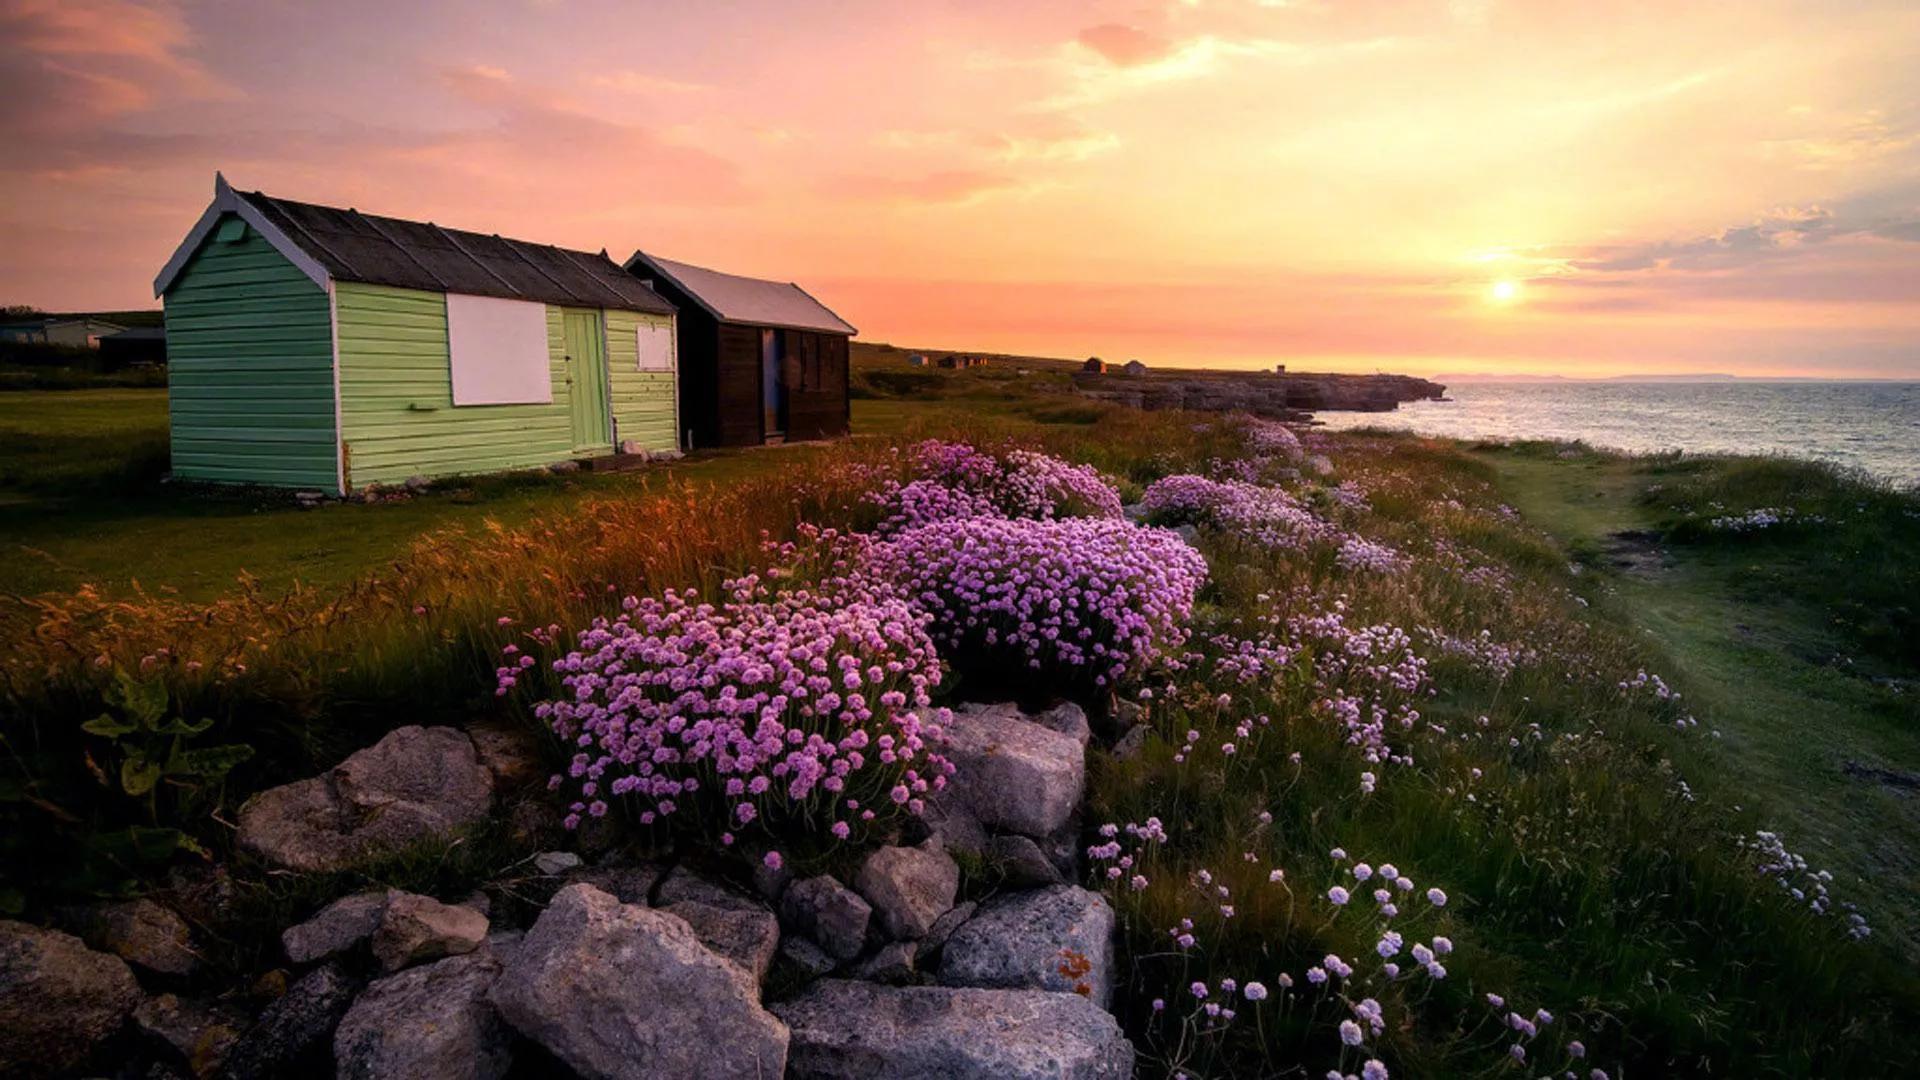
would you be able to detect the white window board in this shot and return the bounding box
[447,293,552,406]
[636,321,674,372]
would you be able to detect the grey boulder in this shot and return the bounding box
[237,726,494,873]
[533,851,583,876]
[937,706,1084,838]
[847,940,918,985]
[1030,702,1092,749]
[0,920,142,1079]
[939,886,1116,1008]
[282,890,392,965]
[371,892,489,972]
[782,875,872,961]
[987,834,1065,888]
[82,898,199,978]
[654,864,759,911]
[780,935,839,978]
[914,900,977,967]
[661,900,781,985]
[564,860,668,906]
[334,949,513,1080]
[776,979,1134,1080]
[490,884,788,1079]
[133,993,247,1078]
[222,962,362,1080]
[854,844,959,940]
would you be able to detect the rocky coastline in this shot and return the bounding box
[1074,369,1446,420]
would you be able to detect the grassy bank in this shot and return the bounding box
[1,368,1916,1076]
[1482,442,1920,958]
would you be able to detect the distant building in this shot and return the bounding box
[1274,363,1287,374]
[1122,359,1147,376]
[0,316,127,348]
[98,326,167,367]
[906,353,929,366]
[1082,356,1107,373]
[936,354,984,369]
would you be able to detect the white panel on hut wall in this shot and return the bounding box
[636,320,674,371]
[446,293,554,405]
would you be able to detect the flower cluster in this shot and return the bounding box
[1618,668,1679,702]
[1087,817,1168,891]
[531,578,953,842]
[1707,506,1821,531]
[1740,829,1872,939]
[1418,627,1534,681]
[1140,474,1341,550]
[866,515,1208,686]
[999,448,1127,520]
[1239,415,1305,461]
[870,440,1124,531]
[873,478,1003,534]
[1335,536,1411,575]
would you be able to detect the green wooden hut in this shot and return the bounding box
[153,175,679,494]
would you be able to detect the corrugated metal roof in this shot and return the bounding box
[627,251,855,335]
[237,191,675,316]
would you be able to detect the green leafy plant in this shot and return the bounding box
[80,669,253,843]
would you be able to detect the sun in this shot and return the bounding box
[1487,279,1522,304]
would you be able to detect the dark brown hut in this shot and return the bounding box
[624,251,856,447]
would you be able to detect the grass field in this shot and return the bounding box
[1482,442,1920,957]
[0,349,1095,599]
[2,364,1917,1076]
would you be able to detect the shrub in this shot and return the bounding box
[870,440,1124,531]
[997,448,1126,520]
[1237,414,1305,461]
[866,515,1207,688]
[1140,474,1340,550]
[529,578,953,848]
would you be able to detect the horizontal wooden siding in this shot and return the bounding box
[604,309,679,452]
[164,217,338,491]
[334,282,579,488]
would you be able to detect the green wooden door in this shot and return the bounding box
[562,309,611,451]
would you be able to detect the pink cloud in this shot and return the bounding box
[1076,24,1173,67]
[1,0,234,104]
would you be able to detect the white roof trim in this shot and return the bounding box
[153,173,332,297]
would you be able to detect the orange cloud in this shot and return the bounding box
[1,0,1917,377]
[834,169,1025,206]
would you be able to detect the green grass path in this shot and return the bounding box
[1484,446,1920,959]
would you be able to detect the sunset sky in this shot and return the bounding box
[3,0,1917,377]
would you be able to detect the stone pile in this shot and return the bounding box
[0,704,1138,1079]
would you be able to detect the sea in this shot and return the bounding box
[1311,380,1920,488]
